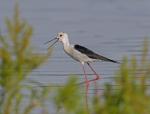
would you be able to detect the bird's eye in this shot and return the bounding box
[60,34,62,37]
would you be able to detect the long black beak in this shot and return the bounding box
[44,37,58,49]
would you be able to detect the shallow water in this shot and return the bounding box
[0,0,150,90]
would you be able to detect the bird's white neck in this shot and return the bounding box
[62,37,70,49]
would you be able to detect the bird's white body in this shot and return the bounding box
[54,32,118,64]
[56,32,97,64]
[63,44,94,64]
[46,32,119,65]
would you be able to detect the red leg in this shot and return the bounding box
[87,63,100,82]
[81,64,89,112]
[87,63,100,95]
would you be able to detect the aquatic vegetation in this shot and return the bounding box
[0,3,51,114]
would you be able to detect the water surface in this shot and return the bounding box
[0,0,150,90]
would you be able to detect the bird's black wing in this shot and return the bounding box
[74,44,119,63]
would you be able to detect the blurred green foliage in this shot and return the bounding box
[54,77,87,114]
[0,3,51,114]
[95,39,150,114]
[0,3,150,114]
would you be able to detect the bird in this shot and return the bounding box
[45,32,119,108]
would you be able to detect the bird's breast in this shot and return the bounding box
[63,46,93,63]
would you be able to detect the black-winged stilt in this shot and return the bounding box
[45,32,119,109]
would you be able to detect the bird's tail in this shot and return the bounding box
[98,55,120,64]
